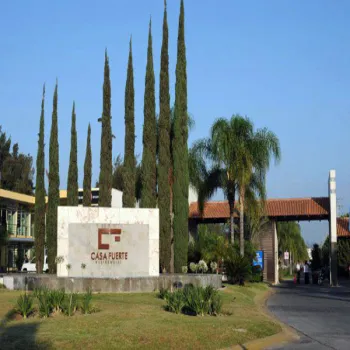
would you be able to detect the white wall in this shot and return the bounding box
[188,185,198,205]
[57,207,159,278]
[111,189,123,208]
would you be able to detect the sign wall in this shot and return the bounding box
[57,207,159,278]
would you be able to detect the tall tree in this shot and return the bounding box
[0,126,11,187]
[99,50,113,207]
[123,39,136,208]
[34,85,46,273]
[173,0,189,272]
[141,19,157,208]
[233,117,280,256]
[83,124,92,206]
[67,102,78,206]
[1,144,34,194]
[189,115,280,257]
[158,1,172,272]
[277,222,308,265]
[47,82,60,273]
[113,154,124,191]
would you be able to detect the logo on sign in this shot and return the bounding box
[91,228,128,264]
[98,228,121,249]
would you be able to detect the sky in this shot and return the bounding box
[1,0,350,244]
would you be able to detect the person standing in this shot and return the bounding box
[304,261,310,284]
[296,262,301,284]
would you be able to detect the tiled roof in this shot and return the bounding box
[337,217,350,237]
[189,197,330,219]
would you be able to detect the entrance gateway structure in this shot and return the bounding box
[189,170,339,285]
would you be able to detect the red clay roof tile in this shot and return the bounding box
[337,217,350,237]
[189,197,330,219]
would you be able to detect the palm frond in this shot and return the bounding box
[198,166,224,214]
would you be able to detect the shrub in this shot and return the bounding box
[63,293,78,316]
[158,287,170,300]
[0,283,6,289]
[183,284,209,316]
[37,290,53,318]
[225,248,252,285]
[50,289,65,313]
[80,289,94,314]
[167,284,222,316]
[189,262,198,273]
[204,285,222,315]
[210,261,218,273]
[278,267,292,281]
[250,265,263,283]
[16,293,34,319]
[182,266,188,274]
[164,290,185,314]
[198,260,208,273]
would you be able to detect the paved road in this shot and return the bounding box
[267,280,350,350]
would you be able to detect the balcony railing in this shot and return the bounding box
[6,223,33,238]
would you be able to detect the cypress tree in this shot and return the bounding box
[141,19,157,208]
[123,39,136,208]
[173,0,189,272]
[34,85,46,274]
[67,102,78,206]
[158,1,172,272]
[83,124,92,206]
[99,50,112,207]
[47,82,60,273]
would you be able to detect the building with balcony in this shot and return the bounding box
[0,189,35,272]
[0,187,123,272]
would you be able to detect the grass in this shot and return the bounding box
[0,283,280,350]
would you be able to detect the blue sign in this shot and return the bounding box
[253,250,264,270]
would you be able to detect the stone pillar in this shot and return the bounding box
[273,221,279,284]
[328,169,338,286]
[258,220,276,283]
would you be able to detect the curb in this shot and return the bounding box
[225,287,300,350]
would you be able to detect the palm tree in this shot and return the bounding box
[233,117,281,256]
[189,115,280,254]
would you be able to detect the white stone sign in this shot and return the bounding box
[57,207,159,278]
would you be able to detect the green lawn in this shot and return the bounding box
[0,283,280,350]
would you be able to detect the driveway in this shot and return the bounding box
[267,280,350,350]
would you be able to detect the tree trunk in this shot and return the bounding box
[169,177,174,273]
[289,252,293,276]
[228,187,235,245]
[230,214,234,245]
[239,189,245,257]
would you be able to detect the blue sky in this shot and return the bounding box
[1,0,349,244]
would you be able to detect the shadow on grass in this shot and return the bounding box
[0,321,52,350]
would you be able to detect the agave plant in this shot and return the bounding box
[63,293,78,316]
[37,290,53,318]
[80,289,94,314]
[16,293,34,319]
[50,289,65,313]
[164,290,185,314]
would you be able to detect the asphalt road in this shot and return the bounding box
[267,280,350,350]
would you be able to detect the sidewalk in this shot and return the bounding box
[338,277,350,288]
